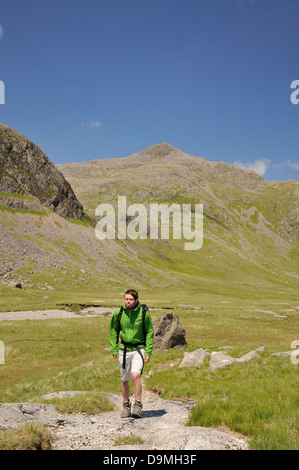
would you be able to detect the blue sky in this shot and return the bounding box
[1,0,299,181]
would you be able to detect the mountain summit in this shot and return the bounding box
[141,142,176,157]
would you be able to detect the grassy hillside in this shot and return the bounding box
[0,142,298,310]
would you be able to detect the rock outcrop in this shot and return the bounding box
[153,313,186,350]
[178,347,264,370]
[0,123,83,219]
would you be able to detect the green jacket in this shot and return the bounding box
[109,301,154,357]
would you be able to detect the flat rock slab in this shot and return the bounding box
[0,403,62,429]
[0,310,82,321]
[0,308,114,321]
[0,394,248,451]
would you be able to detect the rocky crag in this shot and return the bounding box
[0,123,83,219]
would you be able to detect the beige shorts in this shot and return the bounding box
[118,349,145,381]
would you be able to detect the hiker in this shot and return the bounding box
[109,289,154,418]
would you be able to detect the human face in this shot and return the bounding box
[124,294,137,309]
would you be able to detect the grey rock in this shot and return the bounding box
[255,346,266,352]
[0,308,116,321]
[237,350,260,363]
[209,352,237,371]
[146,427,247,451]
[153,313,186,350]
[209,349,260,370]
[179,348,210,368]
[249,309,288,319]
[0,403,61,430]
[272,349,299,357]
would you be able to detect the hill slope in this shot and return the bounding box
[0,132,298,300]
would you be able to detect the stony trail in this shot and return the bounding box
[0,391,248,450]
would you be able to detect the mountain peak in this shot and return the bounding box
[143,142,176,157]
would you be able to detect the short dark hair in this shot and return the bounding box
[124,289,138,301]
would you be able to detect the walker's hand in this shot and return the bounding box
[113,355,118,359]
[144,355,150,363]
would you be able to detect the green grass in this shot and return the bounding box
[113,435,144,446]
[190,361,299,451]
[0,204,48,216]
[0,191,34,200]
[0,316,120,402]
[43,391,114,414]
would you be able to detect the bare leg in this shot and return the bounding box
[121,380,130,402]
[131,372,142,402]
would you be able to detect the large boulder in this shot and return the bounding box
[153,313,186,350]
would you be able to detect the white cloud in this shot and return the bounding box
[81,120,101,129]
[86,120,101,129]
[0,25,4,39]
[286,160,299,171]
[272,160,299,172]
[233,159,271,176]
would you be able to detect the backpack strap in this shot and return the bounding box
[140,304,148,345]
[116,305,123,345]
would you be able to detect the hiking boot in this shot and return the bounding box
[121,400,131,418]
[132,401,143,418]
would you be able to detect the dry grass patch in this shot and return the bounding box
[0,423,52,450]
